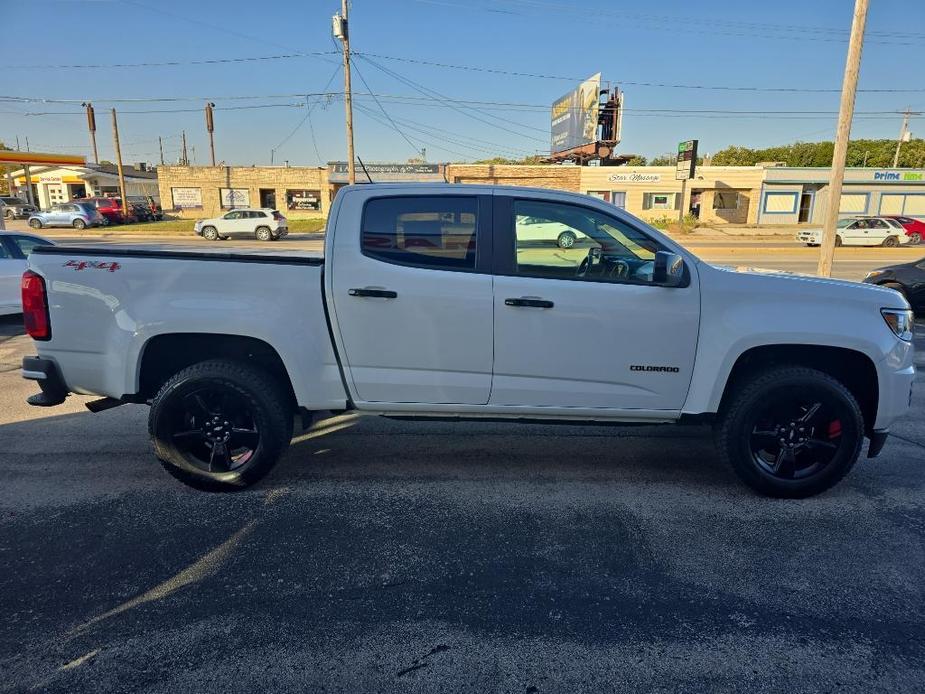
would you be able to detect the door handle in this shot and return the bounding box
[348,288,397,299]
[505,297,554,309]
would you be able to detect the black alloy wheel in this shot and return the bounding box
[748,398,848,481]
[716,366,864,498]
[169,385,262,474]
[149,359,293,490]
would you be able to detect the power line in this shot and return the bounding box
[6,52,340,70]
[351,59,423,158]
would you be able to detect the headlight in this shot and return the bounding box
[864,270,885,281]
[881,308,914,341]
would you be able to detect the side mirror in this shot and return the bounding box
[653,251,685,287]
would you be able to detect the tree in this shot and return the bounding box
[711,139,925,167]
[472,155,545,165]
[624,155,647,166]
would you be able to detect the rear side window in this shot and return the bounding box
[362,196,478,271]
[10,235,50,256]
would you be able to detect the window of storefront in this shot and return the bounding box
[642,192,678,210]
[839,193,869,214]
[879,193,925,217]
[763,192,799,214]
[586,191,626,208]
[286,189,321,211]
[713,191,740,210]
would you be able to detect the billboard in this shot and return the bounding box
[550,73,602,154]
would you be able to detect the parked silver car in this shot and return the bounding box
[28,202,105,230]
[0,196,38,220]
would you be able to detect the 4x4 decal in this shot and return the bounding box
[63,260,121,272]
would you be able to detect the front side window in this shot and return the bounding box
[362,196,478,271]
[513,199,663,284]
[224,211,242,220]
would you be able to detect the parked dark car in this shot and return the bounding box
[883,216,925,245]
[863,257,925,313]
[128,195,162,221]
[0,196,37,220]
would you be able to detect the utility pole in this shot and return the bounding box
[892,109,918,168]
[180,130,189,166]
[158,136,165,165]
[111,108,130,220]
[334,0,356,184]
[205,102,216,166]
[83,102,98,164]
[817,0,868,278]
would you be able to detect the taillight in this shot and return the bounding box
[21,270,51,341]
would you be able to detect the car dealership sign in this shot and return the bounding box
[607,172,661,183]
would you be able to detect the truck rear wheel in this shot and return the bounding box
[148,359,293,491]
[715,366,864,498]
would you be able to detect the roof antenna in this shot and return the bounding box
[356,156,373,183]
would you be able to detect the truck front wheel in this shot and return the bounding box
[715,366,864,498]
[148,359,293,491]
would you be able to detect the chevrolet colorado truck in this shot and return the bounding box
[20,184,915,497]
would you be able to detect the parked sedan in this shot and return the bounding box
[0,231,54,315]
[28,202,104,230]
[863,257,925,314]
[194,208,288,241]
[0,196,37,220]
[883,215,925,245]
[796,216,911,247]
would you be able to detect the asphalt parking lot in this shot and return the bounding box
[1,313,924,692]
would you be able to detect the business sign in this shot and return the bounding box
[220,187,250,208]
[171,187,203,209]
[608,172,661,183]
[873,171,924,182]
[330,162,439,175]
[550,73,602,154]
[675,139,698,180]
[38,175,63,184]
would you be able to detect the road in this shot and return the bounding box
[11,221,922,281]
[1,284,924,689]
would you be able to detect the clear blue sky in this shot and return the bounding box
[2,0,923,166]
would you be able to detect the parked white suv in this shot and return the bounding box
[797,217,911,247]
[194,208,288,241]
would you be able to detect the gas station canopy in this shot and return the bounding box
[0,151,86,167]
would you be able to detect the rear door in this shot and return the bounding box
[0,238,26,313]
[490,193,700,412]
[329,191,494,405]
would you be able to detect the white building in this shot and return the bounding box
[9,163,160,210]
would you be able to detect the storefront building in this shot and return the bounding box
[10,163,159,210]
[157,165,328,219]
[579,165,764,225]
[758,167,925,225]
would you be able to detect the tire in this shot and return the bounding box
[28,218,43,229]
[715,366,864,499]
[72,218,86,230]
[3,209,12,220]
[201,225,219,241]
[834,235,843,247]
[148,359,293,491]
[883,236,899,248]
[805,243,819,247]
[255,226,272,242]
[557,231,577,249]
[910,232,921,245]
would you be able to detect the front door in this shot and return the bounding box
[798,192,813,223]
[490,195,701,412]
[330,193,494,405]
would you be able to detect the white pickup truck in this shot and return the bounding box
[20,184,915,497]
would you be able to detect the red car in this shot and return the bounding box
[78,197,131,225]
[884,215,925,245]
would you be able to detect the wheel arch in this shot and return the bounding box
[137,333,297,409]
[716,344,879,434]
